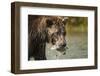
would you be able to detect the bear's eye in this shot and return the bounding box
[51,38,56,45]
[46,19,53,28]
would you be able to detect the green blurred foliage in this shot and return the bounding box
[66,17,88,32]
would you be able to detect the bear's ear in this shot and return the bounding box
[63,17,68,25]
[46,19,53,28]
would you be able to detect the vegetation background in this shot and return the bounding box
[66,17,88,32]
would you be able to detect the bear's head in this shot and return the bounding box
[46,16,68,52]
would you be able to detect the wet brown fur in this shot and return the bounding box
[28,15,67,60]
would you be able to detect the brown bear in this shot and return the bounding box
[28,15,68,60]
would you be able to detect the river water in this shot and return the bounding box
[46,32,88,60]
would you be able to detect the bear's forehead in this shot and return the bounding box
[47,16,63,22]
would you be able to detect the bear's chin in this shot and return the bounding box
[51,45,67,55]
[50,45,59,50]
[46,43,68,55]
[50,45,67,51]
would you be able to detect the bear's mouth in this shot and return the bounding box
[46,43,68,55]
[51,45,68,51]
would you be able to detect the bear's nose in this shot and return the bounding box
[62,43,66,47]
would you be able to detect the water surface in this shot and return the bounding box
[46,32,88,60]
